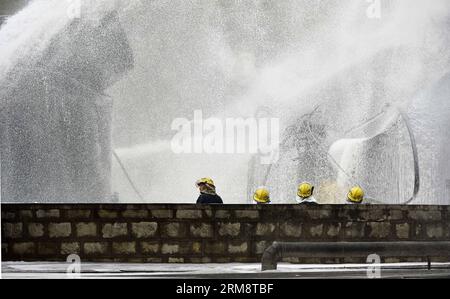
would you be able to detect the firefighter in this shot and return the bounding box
[253,187,271,204]
[296,182,318,204]
[347,186,364,204]
[195,177,223,204]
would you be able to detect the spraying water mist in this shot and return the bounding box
[0,0,449,204]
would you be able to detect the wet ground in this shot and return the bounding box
[2,262,450,279]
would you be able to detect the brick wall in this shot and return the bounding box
[2,204,449,263]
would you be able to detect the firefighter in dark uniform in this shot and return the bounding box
[196,178,223,204]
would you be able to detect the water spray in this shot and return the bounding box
[249,102,420,204]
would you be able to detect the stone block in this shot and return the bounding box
[161,223,186,238]
[235,210,259,219]
[368,222,391,238]
[36,209,60,218]
[228,242,248,254]
[12,242,34,255]
[1,211,16,220]
[307,209,332,219]
[215,210,231,219]
[255,223,276,236]
[205,242,226,254]
[190,223,213,238]
[102,223,127,238]
[38,242,58,255]
[61,242,80,255]
[112,242,136,254]
[218,223,241,236]
[426,224,443,238]
[409,210,441,221]
[189,257,212,263]
[395,223,410,239]
[359,209,385,221]
[192,242,202,254]
[344,222,365,238]
[76,222,97,237]
[4,223,23,238]
[309,224,324,237]
[168,257,184,263]
[28,223,45,238]
[151,210,173,218]
[84,242,108,255]
[326,223,341,237]
[98,210,118,218]
[280,222,301,238]
[67,210,91,219]
[48,223,71,238]
[141,242,160,254]
[122,210,149,218]
[388,210,404,220]
[161,243,179,254]
[176,210,203,219]
[204,208,213,218]
[19,210,33,219]
[131,222,158,238]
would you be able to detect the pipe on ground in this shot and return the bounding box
[261,241,450,271]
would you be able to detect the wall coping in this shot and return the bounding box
[2,203,449,210]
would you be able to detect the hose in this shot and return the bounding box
[398,110,420,204]
[112,150,145,201]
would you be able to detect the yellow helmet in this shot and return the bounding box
[253,187,270,203]
[347,186,364,203]
[297,182,314,198]
[196,177,215,187]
